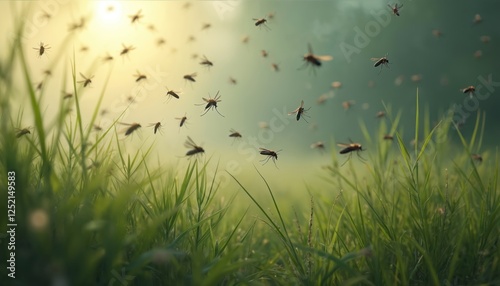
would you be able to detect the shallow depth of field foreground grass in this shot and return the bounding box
[1,7,500,286]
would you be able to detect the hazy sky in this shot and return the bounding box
[2,0,499,191]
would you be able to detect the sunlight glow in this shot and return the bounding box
[96,1,122,24]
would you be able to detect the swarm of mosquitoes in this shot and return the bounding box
[25,3,490,167]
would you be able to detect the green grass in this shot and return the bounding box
[1,6,500,286]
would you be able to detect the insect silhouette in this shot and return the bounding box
[165,86,181,101]
[289,100,310,122]
[148,122,162,134]
[376,111,386,118]
[201,23,211,30]
[197,91,224,117]
[338,142,365,166]
[93,125,103,132]
[133,70,147,82]
[300,44,333,74]
[371,54,390,73]
[102,53,114,62]
[156,37,166,46]
[228,77,237,85]
[229,129,242,139]
[121,123,141,136]
[261,50,269,58]
[129,9,143,24]
[120,44,135,57]
[33,42,50,57]
[342,100,355,111]
[253,17,270,30]
[388,3,403,16]
[78,72,94,87]
[199,55,214,68]
[183,73,197,83]
[462,86,476,98]
[184,136,204,157]
[16,128,31,138]
[383,135,394,141]
[259,148,281,168]
[175,113,188,131]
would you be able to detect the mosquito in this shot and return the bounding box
[129,9,143,24]
[199,55,214,68]
[102,53,114,62]
[16,128,31,138]
[271,63,280,72]
[201,23,211,30]
[184,136,204,157]
[472,154,483,163]
[228,77,237,85]
[33,42,50,57]
[164,86,181,102]
[300,44,333,74]
[120,44,135,57]
[183,73,197,83]
[261,50,269,58]
[175,113,188,131]
[259,148,281,168]
[133,70,147,82]
[338,142,365,166]
[229,129,242,143]
[371,54,390,74]
[148,122,163,134]
[197,91,224,117]
[388,3,403,16]
[78,72,94,87]
[120,122,141,136]
[383,134,394,141]
[462,85,476,98]
[289,100,310,122]
[253,17,270,30]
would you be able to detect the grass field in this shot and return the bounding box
[1,4,500,286]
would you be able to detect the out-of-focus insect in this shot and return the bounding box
[129,9,143,24]
[342,100,355,111]
[80,45,89,53]
[331,81,342,89]
[120,44,135,57]
[471,154,483,163]
[267,12,276,20]
[199,55,213,68]
[271,63,280,72]
[338,142,365,166]
[183,2,191,9]
[474,14,482,24]
[411,74,422,83]
[184,136,204,157]
[388,3,403,16]
[201,23,211,30]
[229,129,242,138]
[259,148,280,167]
[228,77,237,85]
[394,75,404,86]
[62,91,73,99]
[383,134,394,141]
[289,100,310,122]
[368,80,376,88]
[164,86,181,101]
[317,94,329,105]
[462,85,476,98]
[148,122,163,134]
[259,121,269,129]
[183,73,197,83]
[102,53,114,62]
[261,50,269,58]
[473,50,482,59]
[33,42,50,57]
[16,128,31,138]
[133,70,147,82]
[371,54,389,73]
[480,35,491,43]
[241,35,250,44]
[432,29,443,38]
[68,17,86,31]
[300,44,333,74]
[93,124,103,132]
[187,35,196,42]
[147,24,156,32]
[376,111,386,118]
[35,81,43,91]
[156,37,166,46]
[175,113,188,131]
[253,17,270,30]
[310,141,325,152]
[197,91,224,117]
[121,122,141,136]
[78,72,94,87]
[43,69,52,77]
[40,11,51,20]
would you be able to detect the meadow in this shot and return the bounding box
[1,2,500,286]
